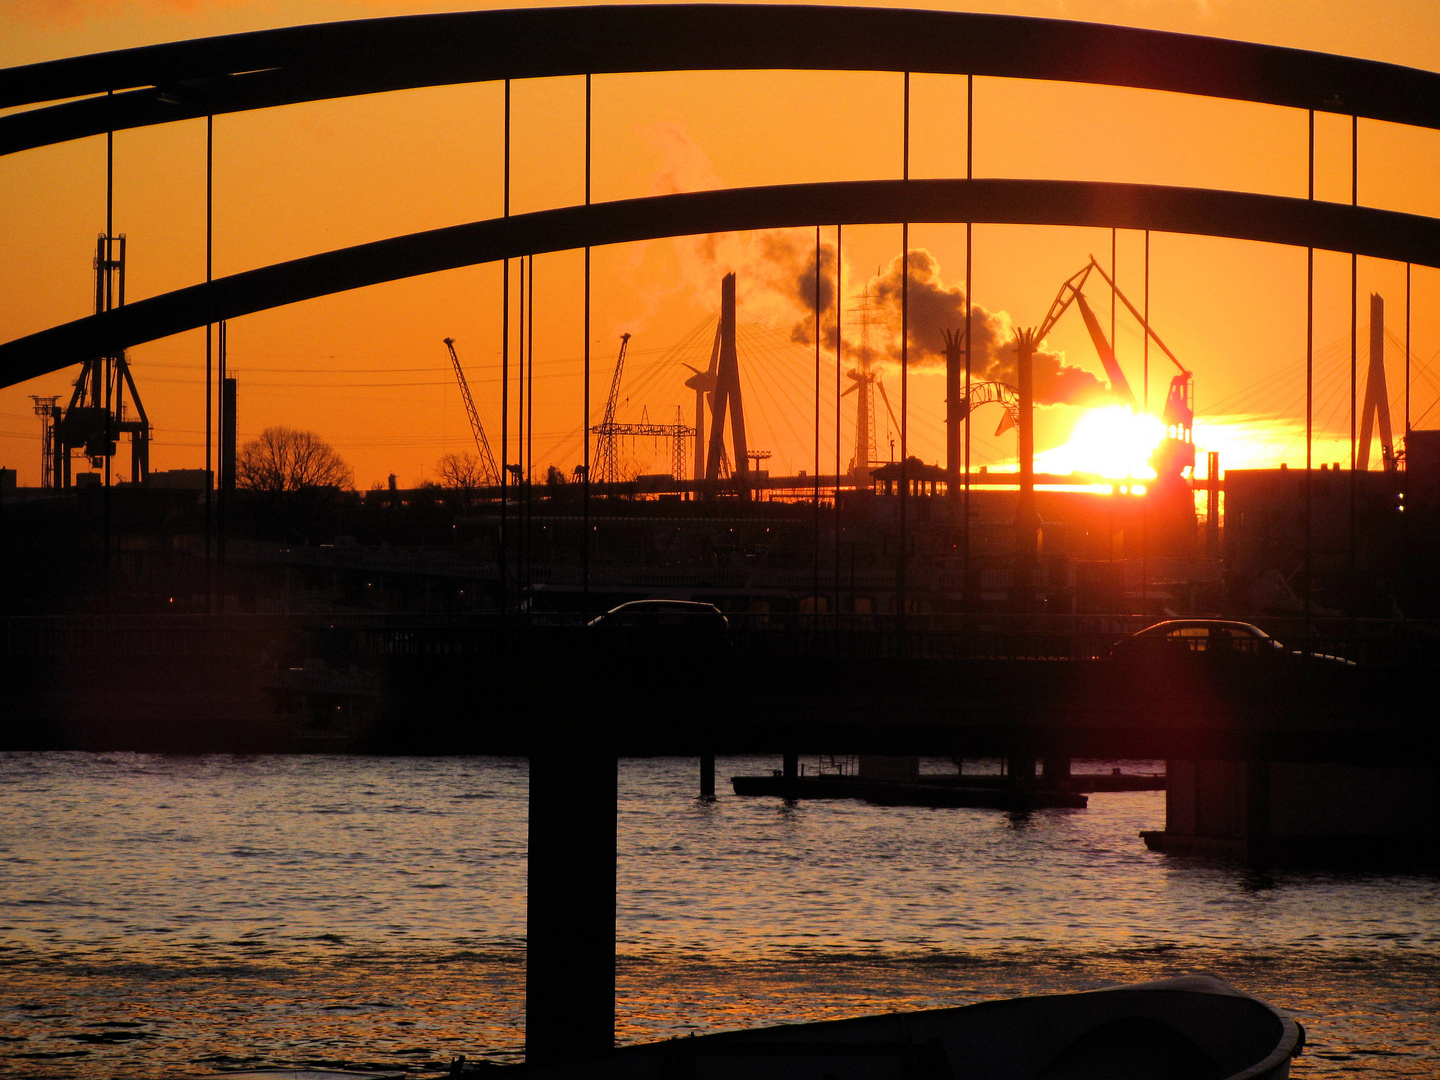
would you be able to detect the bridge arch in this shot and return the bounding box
[4,178,1440,389]
[4,5,1440,414]
[4,5,1440,156]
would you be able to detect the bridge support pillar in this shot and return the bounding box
[1007,753,1036,786]
[1145,759,1440,867]
[699,752,716,800]
[527,747,616,1064]
[782,751,800,800]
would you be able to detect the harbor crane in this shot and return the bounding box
[46,236,152,487]
[593,333,695,484]
[591,333,632,486]
[442,337,499,485]
[1006,256,1197,604]
[1037,256,1196,480]
[945,257,1194,476]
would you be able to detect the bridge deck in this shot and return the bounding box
[2,615,1432,762]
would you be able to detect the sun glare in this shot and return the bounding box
[1040,406,1165,479]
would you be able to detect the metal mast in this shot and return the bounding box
[30,395,58,488]
[843,286,881,481]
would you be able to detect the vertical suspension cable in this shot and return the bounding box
[898,71,909,628]
[1404,261,1412,616]
[900,220,909,628]
[1143,233,1149,414]
[583,73,592,611]
[814,226,821,614]
[834,226,843,620]
[1111,228,1117,358]
[1349,113,1358,623]
[963,74,973,621]
[518,254,525,603]
[1142,230,1149,617]
[205,113,214,609]
[501,79,510,616]
[527,254,536,609]
[1405,262,1412,435]
[103,92,114,595]
[217,318,226,600]
[1305,109,1315,634]
[1109,228,1117,579]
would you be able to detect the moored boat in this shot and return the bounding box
[511,975,1303,1080]
[203,975,1304,1080]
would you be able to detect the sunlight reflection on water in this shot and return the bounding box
[0,753,1436,1078]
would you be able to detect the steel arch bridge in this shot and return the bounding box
[3,5,1440,390]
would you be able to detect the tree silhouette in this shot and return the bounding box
[436,451,486,500]
[236,426,353,493]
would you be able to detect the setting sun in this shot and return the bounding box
[1038,405,1164,479]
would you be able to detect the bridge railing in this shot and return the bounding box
[1,613,1435,666]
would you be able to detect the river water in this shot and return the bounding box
[0,753,1436,1078]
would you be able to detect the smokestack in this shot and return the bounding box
[1012,328,1040,611]
[1206,451,1220,556]
[943,327,964,480]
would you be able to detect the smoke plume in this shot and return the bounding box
[790,247,1110,408]
[649,127,1110,409]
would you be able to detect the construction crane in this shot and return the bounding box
[442,337,499,485]
[591,333,631,486]
[593,335,696,483]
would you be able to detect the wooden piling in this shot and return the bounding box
[699,752,716,800]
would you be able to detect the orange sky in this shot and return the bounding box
[3,0,1440,489]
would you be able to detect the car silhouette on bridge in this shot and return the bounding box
[1110,619,1354,665]
[587,600,729,630]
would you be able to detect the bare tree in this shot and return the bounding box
[436,451,487,498]
[236,426,353,493]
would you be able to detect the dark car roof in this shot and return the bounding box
[605,601,721,613]
[1134,619,1272,638]
[587,600,728,628]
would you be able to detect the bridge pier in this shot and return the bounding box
[1145,759,1440,867]
[1007,752,1036,786]
[526,747,616,1064]
[1043,756,1072,785]
[699,752,715,800]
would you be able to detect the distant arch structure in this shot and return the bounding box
[4,4,1440,387]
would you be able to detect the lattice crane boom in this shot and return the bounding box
[601,333,631,433]
[591,333,631,485]
[443,337,499,485]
